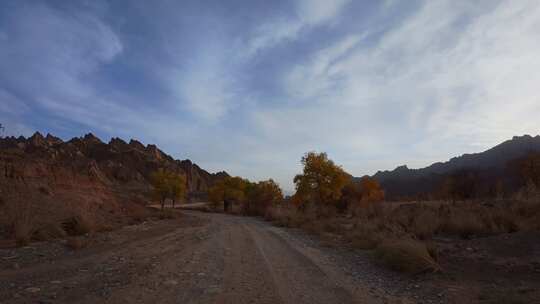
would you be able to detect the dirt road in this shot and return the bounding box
[0,212,421,304]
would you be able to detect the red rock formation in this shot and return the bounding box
[0,132,229,235]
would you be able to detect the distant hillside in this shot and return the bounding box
[370,135,540,200]
[0,132,228,202]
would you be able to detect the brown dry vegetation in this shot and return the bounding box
[65,236,88,250]
[374,239,440,273]
[264,194,540,273]
[0,179,163,247]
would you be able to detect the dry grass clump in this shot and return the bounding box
[3,194,35,247]
[63,213,95,236]
[375,239,441,274]
[66,236,88,250]
[126,203,153,223]
[159,208,178,219]
[32,222,67,241]
[265,195,539,274]
[265,205,309,228]
[347,230,382,250]
[13,219,33,247]
[440,211,485,239]
[410,209,441,239]
[384,199,540,240]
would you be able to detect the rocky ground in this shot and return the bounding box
[0,211,539,304]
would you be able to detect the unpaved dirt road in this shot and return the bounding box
[1,212,415,304]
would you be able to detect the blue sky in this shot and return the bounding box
[1,0,540,192]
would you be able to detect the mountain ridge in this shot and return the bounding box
[372,135,540,182]
[0,131,229,200]
[364,135,540,200]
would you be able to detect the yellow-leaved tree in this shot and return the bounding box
[208,176,249,212]
[358,176,385,202]
[150,169,187,210]
[244,179,283,216]
[169,174,187,208]
[293,152,351,210]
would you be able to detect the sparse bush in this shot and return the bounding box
[375,239,441,273]
[410,209,440,239]
[32,222,66,241]
[97,223,115,232]
[13,220,33,247]
[4,194,35,246]
[66,236,87,250]
[347,230,382,250]
[126,204,153,223]
[159,208,177,219]
[441,211,485,239]
[63,214,95,236]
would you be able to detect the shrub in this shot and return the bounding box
[63,214,95,236]
[345,220,385,250]
[348,232,381,250]
[66,237,87,250]
[13,219,33,247]
[159,209,177,219]
[32,222,66,241]
[3,190,35,246]
[410,209,440,239]
[441,211,485,239]
[9,207,35,247]
[126,204,153,223]
[375,239,441,273]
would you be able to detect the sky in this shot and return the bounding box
[1,0,540,192]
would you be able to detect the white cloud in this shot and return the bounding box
[253,0,540,187]
[297,0,351,25]
[0,89,29,115]
[171,55,236,122]
[3,0,540,194]
[0,3,124,126]
[245,0,351,56]
[285,34,363,100]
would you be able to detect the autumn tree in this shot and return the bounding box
[244,179,283,215]
[359,176,385,202]
[151,169,187,210]
[293,152,351,210]
[340,177,384,211]
[169,174,187,208]
[208,176,249,212]
[151,169,170,210]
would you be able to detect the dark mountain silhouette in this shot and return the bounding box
[370,135,540,200]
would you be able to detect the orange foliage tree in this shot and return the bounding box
[293,152,351,210]
[359,176,385,202]
[340,176,384,211]
[151,169,187,210]
[208,176,249,211]
[244,179,283,216]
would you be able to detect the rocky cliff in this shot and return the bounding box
[0,132,228,207]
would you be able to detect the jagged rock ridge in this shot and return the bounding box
[0,132,229,202]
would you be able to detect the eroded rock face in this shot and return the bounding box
[0,133,228,213]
